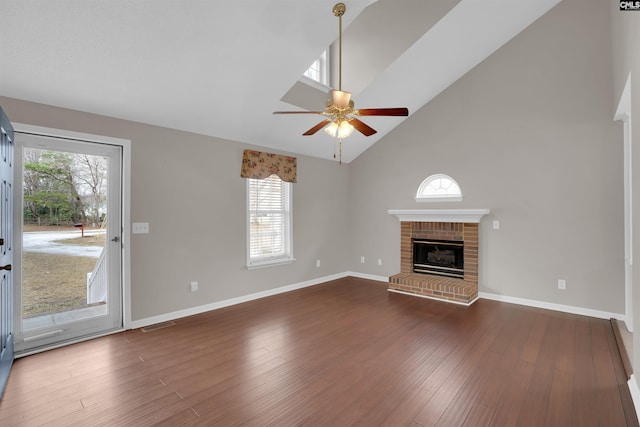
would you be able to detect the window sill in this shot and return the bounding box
[415,196,463,203]
[298,75,331,92]
[246,257,296,270]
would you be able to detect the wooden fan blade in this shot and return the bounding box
[303,119,332,136]
[273,111,326,115]
[348,118,377,136]
[354,107,409,116]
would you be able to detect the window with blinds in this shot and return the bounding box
[246,174,293,268]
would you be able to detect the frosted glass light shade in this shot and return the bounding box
[331,90,352,109]
[324,120,354,138]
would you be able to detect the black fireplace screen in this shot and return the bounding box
[413,239,464,278]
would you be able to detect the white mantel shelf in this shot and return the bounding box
[388,209,491,223]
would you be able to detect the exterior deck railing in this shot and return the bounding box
[87,248,107,304]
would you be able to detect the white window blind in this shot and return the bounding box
[247,175,293,267]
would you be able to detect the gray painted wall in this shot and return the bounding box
[0,97,351,321]
[0,0,629,324]
[349,0,624,314]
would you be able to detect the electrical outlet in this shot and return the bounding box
[378,258,382,266]
[493,220,500,230]
[316,259,321,268]
[360,256,365,264]
[558,279,566,290]
[190,281,199,292]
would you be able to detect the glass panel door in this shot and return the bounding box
[15,133,122,353]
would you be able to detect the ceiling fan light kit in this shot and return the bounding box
[325,120,354,138]
[273,2,409,162]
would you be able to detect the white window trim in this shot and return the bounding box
[246,177,295,269]
[299,75,332,92]
[14,123,132,331]
[416,174,463,203]
[246,257,295,270]
[416,195,463,203]
[302,50,329,87]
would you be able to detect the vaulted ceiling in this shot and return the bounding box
[0,0,560,163]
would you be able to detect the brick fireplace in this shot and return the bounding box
[388,209,490,305]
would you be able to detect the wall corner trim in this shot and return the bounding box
[479,292,625,321]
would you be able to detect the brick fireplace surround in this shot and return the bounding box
[388,209,490,305]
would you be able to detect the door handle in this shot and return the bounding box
[0,238,3,246]
[0,264,11,271]
[111,236,120,243]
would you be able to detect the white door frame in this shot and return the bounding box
[13,124,131,352]
[615,74,632,332]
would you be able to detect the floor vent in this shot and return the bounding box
[141,321,176,332]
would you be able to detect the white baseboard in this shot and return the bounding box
[479,292,625,321]
[625,318,634,333]
[130,272,350,329]
[345,271,389,283]
[628,375,640,424]
[131,275,626,330]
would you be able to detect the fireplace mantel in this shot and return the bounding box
[388,209,491,223]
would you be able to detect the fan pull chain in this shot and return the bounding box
[332,139,343,164]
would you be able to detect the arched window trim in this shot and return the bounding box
[416,174,463,203]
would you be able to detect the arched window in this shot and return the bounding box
[416,174,462,202]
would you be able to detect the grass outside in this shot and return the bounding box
[23,252,99,318]
[22,225,105,319]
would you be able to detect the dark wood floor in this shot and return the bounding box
[0,277,637,426]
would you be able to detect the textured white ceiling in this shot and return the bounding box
[0,0,560,163]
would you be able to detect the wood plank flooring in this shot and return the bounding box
[0,277,637,426]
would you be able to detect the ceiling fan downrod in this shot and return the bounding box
[333,3,346,92]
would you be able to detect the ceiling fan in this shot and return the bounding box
[273,3,409,156]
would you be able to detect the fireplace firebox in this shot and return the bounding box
[412,239,464,278]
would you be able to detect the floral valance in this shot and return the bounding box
[240,149,297,183]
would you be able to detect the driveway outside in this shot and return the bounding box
[23,230,104,257]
